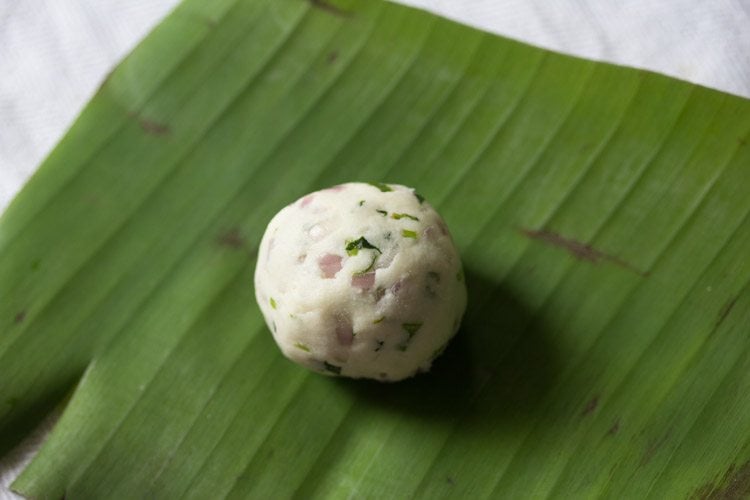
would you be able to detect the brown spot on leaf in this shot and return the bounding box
[714,297,738,330]
[446,476,455,486]
[522,228,602,262]
[639,431,671,467]
[14,311,26,324]
[607,419,620,436]
[693,484,714,500]
[692,461,750,500]
[739,136,748,147]
[327,51,339,64]
[217,228,245,249]
[520,228,648,277]
[139,119,170,136]
[309,0,352,17]
[128,111,170,136]
[581,396,599,417]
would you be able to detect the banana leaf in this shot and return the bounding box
[1,0,749,497]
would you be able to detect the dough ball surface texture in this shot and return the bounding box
[254,182,467,381]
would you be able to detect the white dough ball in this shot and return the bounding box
[254,182,467,381]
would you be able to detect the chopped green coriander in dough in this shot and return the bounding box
[254,182,466,381]
[402,322,422,338]
[345,237,381,256]
[353,254,378,276]
[368,182,393,192]
[294,342,311,352]
[323,361,342,375]
[397,322,423,351]
[391,212,419,221]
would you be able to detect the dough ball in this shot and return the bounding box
[254,182,466,381]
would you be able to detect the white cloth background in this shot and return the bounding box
[2,0,750,215]
[1,0,749,497]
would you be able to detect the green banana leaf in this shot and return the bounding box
[2,0,749,497]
